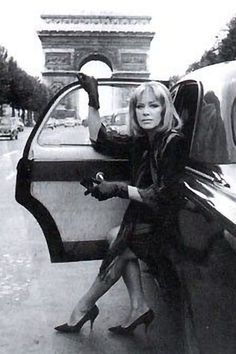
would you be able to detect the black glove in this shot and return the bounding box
[87,180,129,201]
[76,72,100,110]
[80,177,95,196]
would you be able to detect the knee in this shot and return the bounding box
[106,226,137,261]
[120,248,138,262]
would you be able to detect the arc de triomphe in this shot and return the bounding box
[38,14,155,92]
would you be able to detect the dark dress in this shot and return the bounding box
[93,124,188,286]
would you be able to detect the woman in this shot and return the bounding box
[55,73,188,335]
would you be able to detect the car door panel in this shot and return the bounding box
[31,180,128,243]
[16,80,136,262]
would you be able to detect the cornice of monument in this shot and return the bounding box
[40,14,152,23]
[38,13,155,34]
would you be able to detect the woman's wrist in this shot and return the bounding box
[128,186,143,202]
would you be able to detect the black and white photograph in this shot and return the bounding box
[1,1,236,353]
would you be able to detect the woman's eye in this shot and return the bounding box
[136,104,144,109]
[150,103,160,108]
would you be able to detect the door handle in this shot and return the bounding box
[95,172,105,181]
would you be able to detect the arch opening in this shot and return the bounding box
[79,55,113,78]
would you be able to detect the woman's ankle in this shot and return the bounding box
[68,304,92,325]
[74,299,95,313]
[131,302,149,313]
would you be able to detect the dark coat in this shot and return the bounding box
[94,125,188,276]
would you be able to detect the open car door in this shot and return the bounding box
[16,79,145,262]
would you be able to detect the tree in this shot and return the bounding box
[168,75,181,87]
[7,57,22,116]
[186,50,220,73]
[7,56,52,124]
[0,46,10,115]
[186,15,236,73]
[218,17,236,62]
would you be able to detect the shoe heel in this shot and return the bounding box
[144,310,154,334]
[144,321,151,334]
[90,318,95,330]
[89,306,99,331]
[108,309,154,336]
[90,314,97,330]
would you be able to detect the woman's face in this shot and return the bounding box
[135,87,164,131]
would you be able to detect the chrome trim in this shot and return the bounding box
[185,166,215,182]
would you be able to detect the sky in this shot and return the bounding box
[0,0,235,80]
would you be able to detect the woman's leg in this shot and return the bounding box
[121,258,149,326]
[69,246,133,325]
[107,227,149,326]
[69,226,149,326]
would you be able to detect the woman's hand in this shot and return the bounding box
[80,179,129,201]
[76,72,100,110]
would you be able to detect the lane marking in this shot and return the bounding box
[0,150,20,163]
[0,150,18,158]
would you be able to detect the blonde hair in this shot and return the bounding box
[129,82,182,136]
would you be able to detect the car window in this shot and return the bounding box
[0,117,17,126]
[172,82,200,152]
[0,118,9,125]
[191,89,230,163]
[37,84,135,146]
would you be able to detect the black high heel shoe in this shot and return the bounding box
[54,305,99,333]
[108,309,154,335]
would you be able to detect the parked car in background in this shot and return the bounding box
[0,117,18,140]
[64,117,76,127]
[106,108,129,135]
[46,118,56,129]
[17,118,24,132]
[15,63,236,352]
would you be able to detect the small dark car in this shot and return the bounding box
[15,61,236,353]
[0,117,18,140]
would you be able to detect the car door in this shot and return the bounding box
[16,79,142,262]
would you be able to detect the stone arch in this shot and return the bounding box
[38,14,155,88]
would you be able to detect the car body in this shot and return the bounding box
[0,117,18,140]
[17,118,24,132]
[172,61,236,245]
[15,64,236,262]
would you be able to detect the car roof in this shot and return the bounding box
[179,60,236,89]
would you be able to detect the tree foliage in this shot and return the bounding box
[168,75,181,87]
[0,45,52,122]
[186,16,236,73]
[0,47,10,113]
